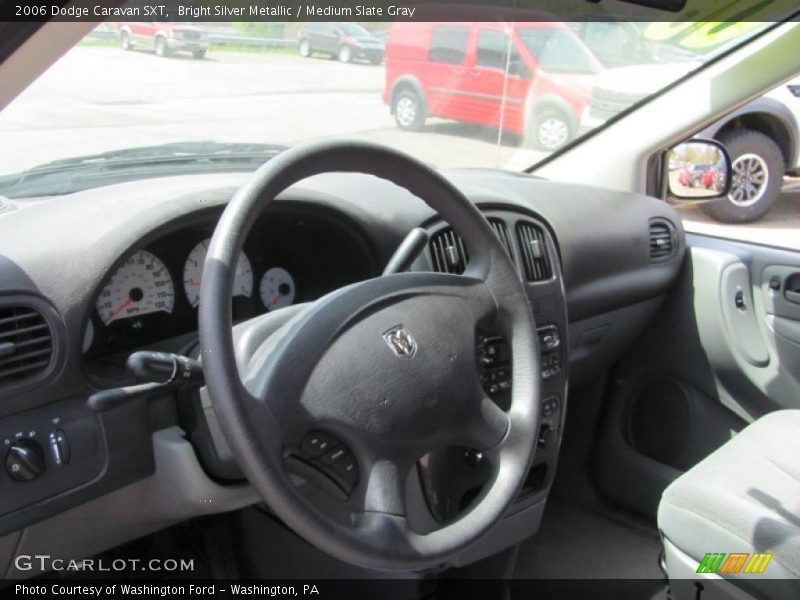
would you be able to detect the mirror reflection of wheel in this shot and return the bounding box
[121,31,132,51]
[299,39,311,58]
[338,45,352,63]
[192,50,206,60]
[700,130,783,223]
[155,37,170,58]
[532,110,572,151]
[393,89,426,131]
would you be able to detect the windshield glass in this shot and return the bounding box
[0,19,775,197]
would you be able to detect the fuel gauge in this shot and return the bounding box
[259,267,295,311]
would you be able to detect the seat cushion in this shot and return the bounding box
[658,410,800,591]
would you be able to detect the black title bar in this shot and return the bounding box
[2,0,799,23]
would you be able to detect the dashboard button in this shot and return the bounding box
[320,446,347,465]
[329,455,358,493]
[49,429,70,465]
[300,432,338,458]
[6,439,46,482]
[538,424,554,449]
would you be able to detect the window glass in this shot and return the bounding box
[583,23,628,64]
[338,24,369,37]
[672,76,800,249]
[476,30,508,69]
[518,27,601,74]
[0,19,780,190]
[477,30,529,78]
[428,25,469,65]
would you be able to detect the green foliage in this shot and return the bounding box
[232,22,287,39]
[78,37,118,48]
[231,21,388,40]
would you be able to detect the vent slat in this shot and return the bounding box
[0,360,50,380]
[0,346,52,368]
[0,305,53,386]
[0,323,47,342]
[516,222,552,282]
[489,219,515,263]
[11,335,52,349]
[0,311,40,327]
[431,235,442,272]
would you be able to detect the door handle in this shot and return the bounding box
[785,273,800,305]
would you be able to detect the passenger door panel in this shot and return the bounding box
[661,234,800,415]
[593,233,800,518]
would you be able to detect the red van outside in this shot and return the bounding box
[383,21,602,150]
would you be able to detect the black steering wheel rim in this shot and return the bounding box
[199,140,540,570]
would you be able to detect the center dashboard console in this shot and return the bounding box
[413,209,568,552]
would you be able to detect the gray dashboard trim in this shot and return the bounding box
[1,427,259,579]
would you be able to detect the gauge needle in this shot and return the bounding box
[269,291,283,306]
[105,298,133,324]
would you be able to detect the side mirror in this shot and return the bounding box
[666,139,732,201]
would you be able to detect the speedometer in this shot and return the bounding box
[183,238,253,307]
[96,250,174,325]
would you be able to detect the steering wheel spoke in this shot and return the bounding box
[355,446,443,538]
[361,454,410,515]
[426,271,500,325]
[449,395,510,452]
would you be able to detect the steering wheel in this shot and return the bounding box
[199,141,541,571]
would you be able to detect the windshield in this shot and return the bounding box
[0,19,775,197]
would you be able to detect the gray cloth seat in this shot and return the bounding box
[658,410,800,598]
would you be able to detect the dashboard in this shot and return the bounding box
[0,167,685,576]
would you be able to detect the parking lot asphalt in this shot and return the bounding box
[1,45,796,244]
[0,46,534,174]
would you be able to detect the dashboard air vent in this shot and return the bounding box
[0,306,53,385]
[516,222,552,282]
[649,220,675,261]
[429,219,514,274]
[430,228,469,274]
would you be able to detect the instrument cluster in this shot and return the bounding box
[82,206,375,360]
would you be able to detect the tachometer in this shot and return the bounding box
[183,238,253,307]
[259,267,295,311]
[96,250,174,325]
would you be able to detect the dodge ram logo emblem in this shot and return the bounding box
[382,325,417,359]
